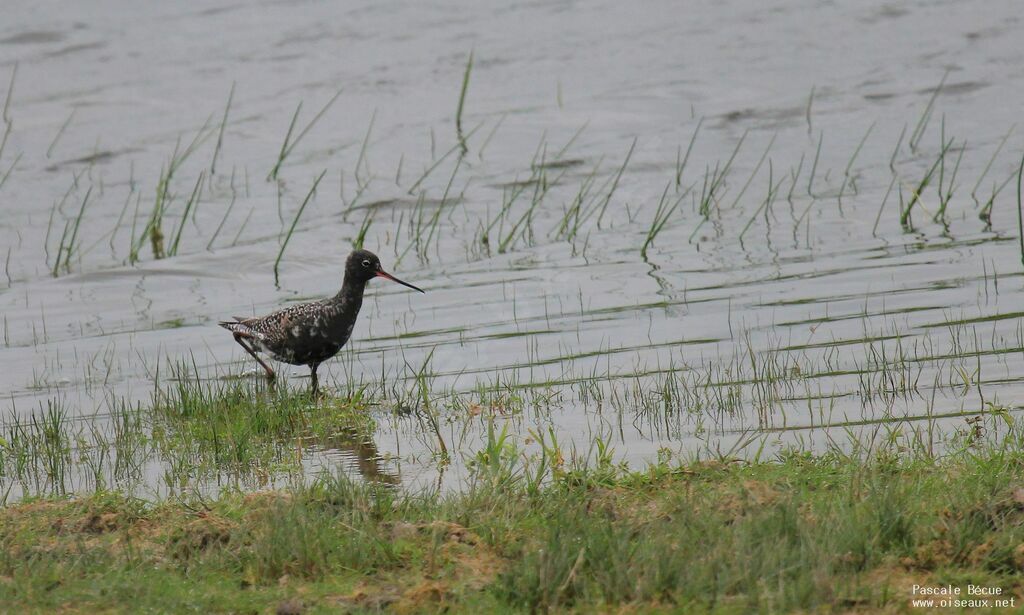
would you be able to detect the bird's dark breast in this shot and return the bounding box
[285,342,343,365]
[263,316,353,366]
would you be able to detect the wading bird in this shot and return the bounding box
[219,249,423,396]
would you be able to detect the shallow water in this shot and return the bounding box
[3,0,1024,498]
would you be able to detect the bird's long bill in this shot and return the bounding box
[376,270,425,293]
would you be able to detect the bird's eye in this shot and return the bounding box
[362,259,371,268]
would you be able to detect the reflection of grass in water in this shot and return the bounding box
[4,424,1024,612]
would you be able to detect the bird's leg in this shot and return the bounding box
[232,334,275,380]
[309,363,320,399]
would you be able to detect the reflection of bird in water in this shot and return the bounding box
[219,250,424,396]
[318,426,400,485]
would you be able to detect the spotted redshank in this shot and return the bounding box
[219,249,423,396]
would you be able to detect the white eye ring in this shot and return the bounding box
[362,259,372,267]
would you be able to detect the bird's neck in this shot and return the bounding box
[332,273,367,305]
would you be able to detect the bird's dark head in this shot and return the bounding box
[346,249,382,282]
[346,249,424,293]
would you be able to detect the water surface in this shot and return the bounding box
[3,0,1024,498]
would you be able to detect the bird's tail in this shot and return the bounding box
[219,317,252,336]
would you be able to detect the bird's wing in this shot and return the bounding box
[243,301,324,345]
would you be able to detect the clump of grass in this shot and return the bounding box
[0,63,15,157]
[675,117,703,189]
[0,399,74,499]
[205,167,238,250]
[273,170,326,287]
[0,360,388,500]
[805,129,824,198]
[406,121,482,196]
[899,138,954,229]
[688,130,747,241]
[340,110,378,219]
[168,171,205,257]
[455,50,473,155]
[871,173,898,235]
[398,350,449,465]
[553,139,635,241]
[0,65,18,193]
[208,82,235,176]
[1016,151,1024,266]
[977,167,1019,226]
[0,151,19,193]
[352,208,374,250]
[149,360,373,476]
[46,108,76,159]
[739,159,785,241]
[889,123,907,173]
[908,70,948,153]
[933,121,965,224]
[640,182,684,258]
[240,478,402,583]
[726,133,776,213]
[837,121,875,202]
[266,89,342,182]
[133,126,212,263]
[972,124,1015,207]
[51,186,92,276]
